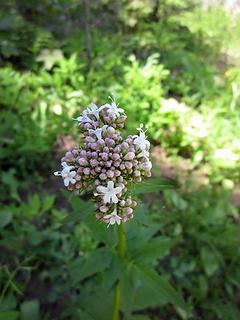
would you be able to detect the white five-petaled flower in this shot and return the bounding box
[75,109,93,124]
[89,125,107,140]
[54,162,77,187]
[104,206,122,227]
[137,149,150,159]
[134,124,150,151]
[86,104,100,120]
[100,102,124,117]
[96,181,122,204]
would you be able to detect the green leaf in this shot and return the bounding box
[200,246,219,276]
[0,311,19,320]
[0,211,12,228]
[42,195,55,213]
[20,300,39,320]
[63,191,94,223]
[0,293,17,312]
[69,248,113,285]
[1,170,19,201]
[138,268,188,313]
[84,214,118,246]
[130,179,176,194]
[131,237,176,265]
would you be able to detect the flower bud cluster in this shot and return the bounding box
[54,100,152,226]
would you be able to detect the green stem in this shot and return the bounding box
[112,223,126,320]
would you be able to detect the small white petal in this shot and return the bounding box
[112,194,119,203]
[64,178,70,187]
[54,171,61,176]
[97,186,108,193]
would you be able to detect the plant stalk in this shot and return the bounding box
[112,223,126,320]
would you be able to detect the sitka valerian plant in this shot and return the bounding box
[54,98,152,226]
[54,98,186,320]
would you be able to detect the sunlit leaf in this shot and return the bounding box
[130,179,177,194]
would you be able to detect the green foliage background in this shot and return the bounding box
[0,0,240,319]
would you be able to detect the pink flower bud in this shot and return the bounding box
[103,146,109,153]
[118,115,127,123]
[142,161,152,170]
[96,213,102,220]
[95,166,102,173]
[114,170,121,177]
[99,173,107,180]
[107,126,115,136]
[80,150,87,157]
[105,161,112,168]
[114,146,121,153]
[107,170,114,178]
[125,162,133,169]
[90,143,98,150]
[95,179,101,186]
[86,136,95,143]
[97,139,105,146]
[83,168,90,175]
[106,138,115,146]
[66,151,72,158]
[126,137,133,144]
[132,200,137,207]
[91,151,97,158]
[72,149,79,156]
[90,159,98,167]
[100,205,108,213]
[121,142,128,151]
[126,198,132,206]
[124,152,135,160]
[114,161,120,167]
[125,207,133,214]
[134,170,141,177]
[78,158,88,166]
[84,123,92,129]
[112,153,120,161]
[120,200,126,206]
[120,164,125,170]
[101,152,108,161]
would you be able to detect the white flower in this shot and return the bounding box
[100,102,124,117]
[104,206,121,227]
[54,163,76,187]
[96,181,122,204]
[134,124,150,151]
[137,149,150,159]
[75,104,101,124]
[89,125,107,140]
[87,104,100,120]
[75,110,93,124]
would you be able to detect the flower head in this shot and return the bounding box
[54,98,152,226]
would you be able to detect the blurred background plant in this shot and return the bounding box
[0,0,240,319]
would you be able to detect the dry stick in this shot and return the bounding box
[112,223,126,320]
[83,0,92,68]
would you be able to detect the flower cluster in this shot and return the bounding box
[54,99,152,226]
